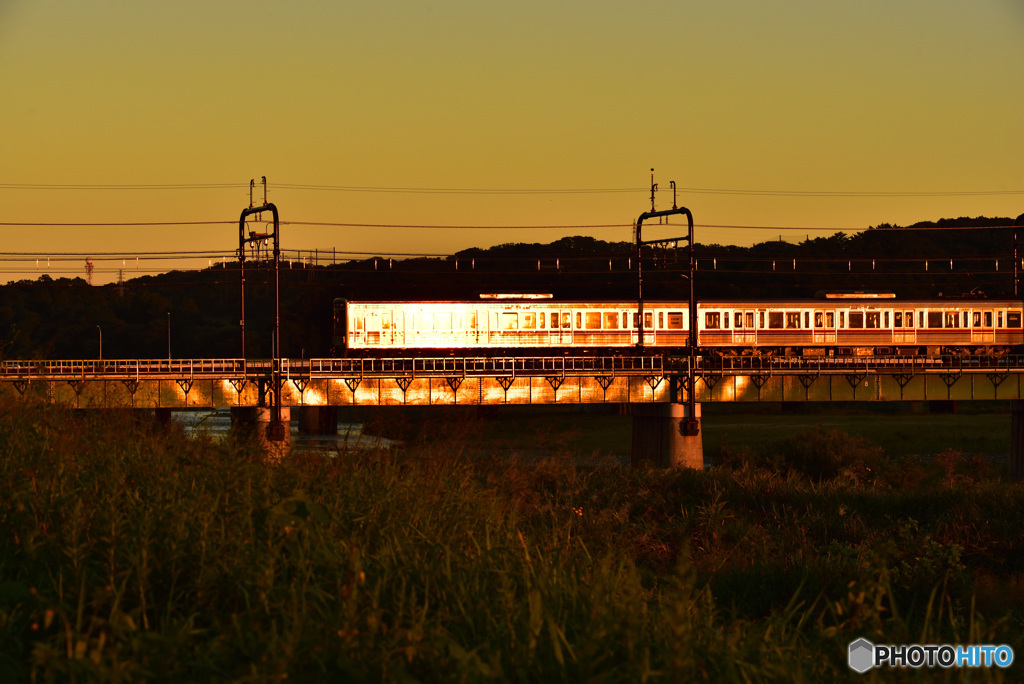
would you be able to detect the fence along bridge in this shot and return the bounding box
[2,355,1024,408]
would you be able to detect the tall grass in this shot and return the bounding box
[0,401,1021,681]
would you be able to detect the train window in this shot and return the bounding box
[985,311,993,327]
[894,311,902,327]
[785,312,800,329]
[768,312,783,329]
[382,312,392,330]
[1009,311,1022,328]
[998,312,1004,327]
[945,312,957,328]
[469,312,478,330]
[667,312,684,329]
[576,312,583,329]
[562,313,572,329]
[501,312,518,330]
[839,311,845,328]
[539,313,545,328]
[804,311,810,328]
[972,312,980,327]
[366,314,381,332]
[759,311,765,328]
[585,312,601,329]
[883,311,889,328]
[658,312,664,329]
[705,312,721,329]
[631,312,653,328]
[416,312,433,331]
[604,312,619,329]
[814,312,823,327]
[735,312,743,328]
[723,313,730,329]
[866,312,880,329]
[522,312,536,329]
[928,312,943,328]
[849,312,864,328]
[746,312,755,328]
[826,311,834,327]
[434,312,452,330]
[354,316,364,331]
[919,312,925,328]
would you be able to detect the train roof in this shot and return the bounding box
[336,297,1023,306]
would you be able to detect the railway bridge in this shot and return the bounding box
[3,354,1024,476]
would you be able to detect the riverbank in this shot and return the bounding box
[1,399,1021,681]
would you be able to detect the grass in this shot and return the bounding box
[431,402,1012,462]
[1,399,1023,681]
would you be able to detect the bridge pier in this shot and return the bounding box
[1012,400,1024,482]
[630,403,703,469]
[297,406,339,435]
[230,407,291,452]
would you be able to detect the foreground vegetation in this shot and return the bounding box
[1,402,1023,681]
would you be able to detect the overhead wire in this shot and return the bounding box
[2,181,1021,197]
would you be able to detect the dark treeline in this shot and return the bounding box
[1,215,1022,359]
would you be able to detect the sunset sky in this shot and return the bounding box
[1,0,1021,283]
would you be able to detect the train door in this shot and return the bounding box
[351,311,365,347]
[393,311,405,347]
[972,309,994,343]
[551,309,571,345]
[892,309,916,344]
[630,311,654,346]
[813,310,836,344]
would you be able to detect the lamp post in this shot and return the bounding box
[97,325,102,361]
[167,311,171,360]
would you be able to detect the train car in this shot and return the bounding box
[697,298,1023,355]
[332,298,691,355]
[333,297,1024,356]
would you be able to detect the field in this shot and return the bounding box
[1,399,1023,681]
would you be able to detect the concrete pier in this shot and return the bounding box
[630,402,703,469]
[298,406,338,435]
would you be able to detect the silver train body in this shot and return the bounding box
[332,298,1024,356]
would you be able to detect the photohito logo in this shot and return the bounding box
[848,638,1014,672]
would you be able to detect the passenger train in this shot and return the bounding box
[332,296,1024,357]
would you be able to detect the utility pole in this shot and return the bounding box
[239,181,284,442]
[634,181,698,437]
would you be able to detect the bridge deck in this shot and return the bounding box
[1,355,1021,407]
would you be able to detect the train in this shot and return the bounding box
[332,295,1024,357]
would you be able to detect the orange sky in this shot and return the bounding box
[1,1,1022,283]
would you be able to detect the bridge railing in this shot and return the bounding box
[4,354,1024,380]
[694,354,1024,374]
[0,359,248,378]
[306,355,664,378]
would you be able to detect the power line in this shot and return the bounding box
[0,221,235,227]
[0,183,244,190]
[285,221,633,230]
[4,181,1020,198]
[675,187,1024,198]
[0,219,1017,233]
[275,183,643,195]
